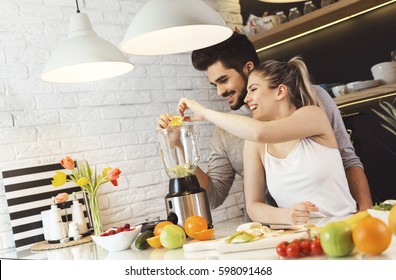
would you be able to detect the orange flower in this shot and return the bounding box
[54,192,69,204]
[60,156,75,170]
[107,168,121,186]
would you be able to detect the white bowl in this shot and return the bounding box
[371,62,396,84]
[91,225,142,252]
[367,200,396,225]
[367,209,390,225]
[331,85,348,97]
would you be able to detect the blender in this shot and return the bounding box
[157,125,212,228]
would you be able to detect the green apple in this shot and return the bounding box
[160,224,186,249]
[320,221,355,257]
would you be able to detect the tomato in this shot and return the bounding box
[276,241,288,257]
[300,239,311,256]
[291,238,302,245]
[320,221,354,257]
[310,237,324,255]
[286,242,300,258]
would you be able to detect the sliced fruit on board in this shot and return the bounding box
[183,230,309,254]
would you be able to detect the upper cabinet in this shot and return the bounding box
[250,0,394,53]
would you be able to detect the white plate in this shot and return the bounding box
[347,80,381,91]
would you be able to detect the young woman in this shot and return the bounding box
[178,57,357,225]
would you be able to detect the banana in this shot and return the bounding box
[342,211,370,228]
[305,223,322,238]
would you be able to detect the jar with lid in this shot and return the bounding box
[275,11,288,24]
[303,1,317,15]
[321,0,335,8]
[288,7,302,21]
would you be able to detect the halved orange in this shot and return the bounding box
[147,235,162,249]
[184,215,207,239]
[194,228,215,241]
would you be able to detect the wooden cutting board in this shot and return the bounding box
[183,229,309,254]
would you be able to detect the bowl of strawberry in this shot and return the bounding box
[91,223,141,252]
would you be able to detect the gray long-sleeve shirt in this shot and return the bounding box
[205,85,363,209]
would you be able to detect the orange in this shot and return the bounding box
[352,216,392,255]
[194,228,215,241]
[184,215,207,239]
[147,235,162,249]
[154,221,173,236]
[389,205,396,235]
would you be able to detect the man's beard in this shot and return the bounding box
[229,91,247,110]
[230,77,248,110]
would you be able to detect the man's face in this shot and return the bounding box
[206,60,248,110]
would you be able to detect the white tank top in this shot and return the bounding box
[264,138,357,217]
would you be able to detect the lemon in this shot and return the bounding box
[147,235,162,249]
[168,116,184,127]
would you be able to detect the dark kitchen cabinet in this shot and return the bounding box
[336,86,396,203]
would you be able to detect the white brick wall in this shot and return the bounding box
[0,0,243,251]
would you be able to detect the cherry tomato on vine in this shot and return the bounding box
[311,237,324,255]
[276,241,288,257]
[286,242,300,258]
[300,239,312,256]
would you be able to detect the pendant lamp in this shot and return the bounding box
[41,2,133,83]
[120,0,233,55]
[258,1,305,2]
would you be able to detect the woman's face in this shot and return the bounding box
[244,71,279,121]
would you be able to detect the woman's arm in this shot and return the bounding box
[178,98,334,145]
[244,141,319,225]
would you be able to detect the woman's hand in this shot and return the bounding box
[288,201,319,225]
[178,98,207,122]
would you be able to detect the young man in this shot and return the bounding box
[157,32,372,211]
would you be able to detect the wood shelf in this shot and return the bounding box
[250,0,394,53]
[333,83,396,115]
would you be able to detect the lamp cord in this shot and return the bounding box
[75,0,80,13]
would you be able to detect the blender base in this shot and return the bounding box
[165,175,212,228]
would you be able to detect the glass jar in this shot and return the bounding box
[303,1,317,15]
[288,7,302,21]
[275,11,288,24]
[321,0,335,8]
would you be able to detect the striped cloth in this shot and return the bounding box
[2,163,90,251]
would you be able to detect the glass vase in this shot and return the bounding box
[89,192,102,235]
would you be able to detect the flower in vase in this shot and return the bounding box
[51,156,122,194]
[51,156,122,235]
[54,192,69,204]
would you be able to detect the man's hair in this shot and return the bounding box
[191,32,259,75]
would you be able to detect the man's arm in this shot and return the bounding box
[345,166,373,210]
[315,86,373,211]
[195,127,239,209]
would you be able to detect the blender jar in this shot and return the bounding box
[157,125,200,179]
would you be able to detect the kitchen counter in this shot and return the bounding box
[1,216,396,260]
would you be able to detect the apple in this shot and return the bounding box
[159,224,186,249]
[320,221,354,257]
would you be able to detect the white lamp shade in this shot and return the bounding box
[120,0,233,55]
[41,13,134,83]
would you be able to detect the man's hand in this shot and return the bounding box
[156,113,173,130]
